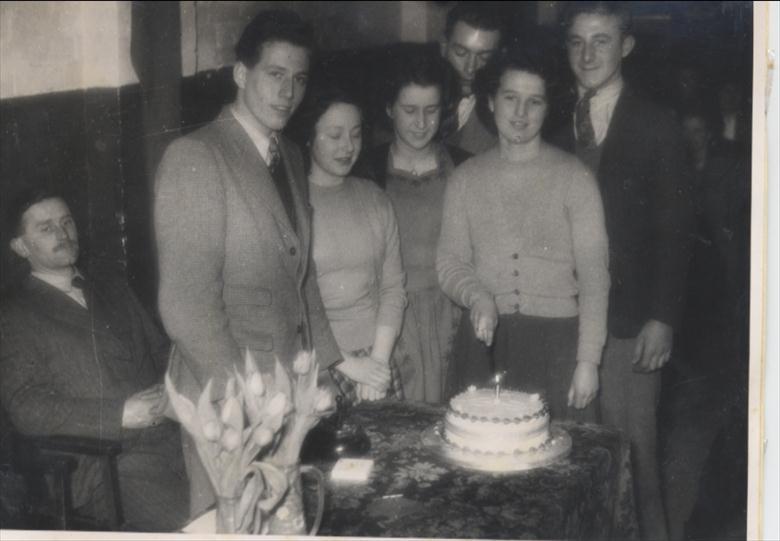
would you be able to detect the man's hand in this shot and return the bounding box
[470,295,498,346]
[567,361,599,409]
[632,319,674,373]
[122,384,166,429]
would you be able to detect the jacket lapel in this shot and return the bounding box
[23,276,131,358]
[278,135,310,277]
[213,109,302,252]
[598,86,635,181]
[25,276,92,331]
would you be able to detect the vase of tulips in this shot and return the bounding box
[165,349,333,534]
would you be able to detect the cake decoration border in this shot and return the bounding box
[447,404,550,424]
[427,423,573,473]
[439,425,555,456]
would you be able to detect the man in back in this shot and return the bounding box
[440,2,502,154]
[0,188,188,531]
[554,2,693,539]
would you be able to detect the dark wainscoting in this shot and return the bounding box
[1,88,129,293]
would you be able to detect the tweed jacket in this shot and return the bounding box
[552,86,694,337]
[0,272,178,505]
[154,107,340,403]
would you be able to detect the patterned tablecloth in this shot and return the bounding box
[309,400,639,540]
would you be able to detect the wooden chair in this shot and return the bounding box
[1,411,124,530]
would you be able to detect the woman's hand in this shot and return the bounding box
[567,361,599,409]
[470,295,498,346]
[336,352,391,392]
[357,383,387,402]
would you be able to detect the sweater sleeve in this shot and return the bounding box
[436,167,492,309]
[374,189,407,334]
[566,168,610,365]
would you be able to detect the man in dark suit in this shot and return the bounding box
[554,3,693,539]
[154,10,342,517]
[440,3,501,154]
[0,188,188,531]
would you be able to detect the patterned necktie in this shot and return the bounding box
[575,89,597,148]
[267,134,280,175]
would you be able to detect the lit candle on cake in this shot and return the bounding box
[493,372,504,402]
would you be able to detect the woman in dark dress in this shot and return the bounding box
[355,51,470,403]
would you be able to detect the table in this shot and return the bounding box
[310,400,639,540]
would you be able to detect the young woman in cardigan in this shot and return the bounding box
[436,48,610,420]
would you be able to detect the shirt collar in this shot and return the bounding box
[578,76,624,107]
[32,267,80,293]
[231,106,275,165]
[456,95,477,131]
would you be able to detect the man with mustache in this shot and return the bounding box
[154,9,341,518]
[441,2,502,154]
[0,188,188,531]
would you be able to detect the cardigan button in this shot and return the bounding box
[513,270,519,277]
[511,253,519,259]
[289,246,297,256]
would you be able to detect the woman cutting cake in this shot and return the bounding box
[436,48,610,421]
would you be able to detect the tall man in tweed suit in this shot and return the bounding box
[554,2,693,539]
[154,10,341,517]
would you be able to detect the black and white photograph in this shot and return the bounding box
[0,1,774,540]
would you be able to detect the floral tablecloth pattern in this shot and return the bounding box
[310,400,638,540]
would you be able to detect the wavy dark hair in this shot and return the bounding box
[6,186,68,237]
[235,9,315,67]
[444,2,505,40]
[559,1,633,36]
[474,45,552,102]
[381,45,461,140]
[287,78,363,172]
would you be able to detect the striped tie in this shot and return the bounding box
[575,89,597,148]
[268,134,280,175]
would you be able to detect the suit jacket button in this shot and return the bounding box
[296,324,303,334]
[289,246,297,256]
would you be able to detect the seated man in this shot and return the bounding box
[0,188,188,532]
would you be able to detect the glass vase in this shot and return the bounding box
[267,464,325,535]
[216,495,240,534]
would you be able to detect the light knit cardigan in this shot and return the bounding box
[436,143,610,364]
